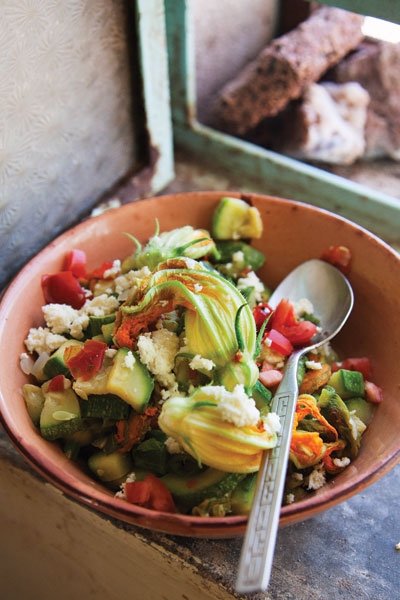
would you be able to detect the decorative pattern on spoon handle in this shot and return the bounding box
[236,353,301,593]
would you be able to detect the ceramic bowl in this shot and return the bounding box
[1,191,399,538]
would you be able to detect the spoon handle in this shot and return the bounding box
[236,352,301,594]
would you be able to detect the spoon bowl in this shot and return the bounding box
[236,259,354,593]
[268,258,354,346]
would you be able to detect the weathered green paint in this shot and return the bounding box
[136,0,174,192]
[308,0,400,25]
[164,0,400,244]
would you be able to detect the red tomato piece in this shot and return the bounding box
[66,340,107,381]
[364,381,384,404]
[146,475,176,513]
[88,261,114,279]
[271,299,296,329]
[276,321,318,346]
[63,249,87,279]
[332,357,373,380]
[47,374,65,392]
[125,475,176,513]
[252,303,272,330]
[320,245,352,275]
[41,272,86,309]
[125,480,152,505]
[265,329,293,356]
[259,369,283,388]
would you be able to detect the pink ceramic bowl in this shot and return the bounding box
[1,191,399,537]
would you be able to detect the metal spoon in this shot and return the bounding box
[236,259,354,594]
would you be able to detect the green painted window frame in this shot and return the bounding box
[164,0,400,245]
[113,0,174,201]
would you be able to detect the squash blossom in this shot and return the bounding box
[122,225,217,272]
[115,260,258,390]
[158,387,277,473]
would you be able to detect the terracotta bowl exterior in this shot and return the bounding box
[0,191,399,538]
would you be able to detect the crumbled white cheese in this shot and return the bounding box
[349,411,367,440]
[265,337,272,348]
[160,382,181,402]
[200,384,260,427]
[159,300,169,307]
[305,360,322,370]
[194,283,203,293]
[137,328,180,388]
[262,412,281,435]
[332,457,351,468]
[179,257,197,270]
[307,464,326,490]
[42,303,90,339]
[114,266,151,299]
[165,437,182,454]
[24,327,68,354]
[237,271,265,302]
[82,294,119,317]
[189,354,215,372]
[91,198,121,217]
[103,259,121,279]
[286,493,295,505]
[114,471,136,499]
[123,350,136,369]
[232,251,244,264]
[318,341,333,358]
[69,314,90,339]
[105,348,117,359]
[42,304,80,335]
[292,472,304,481]
[294,298,314,317]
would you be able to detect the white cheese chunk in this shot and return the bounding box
[189,355,215,372]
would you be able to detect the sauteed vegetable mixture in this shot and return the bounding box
[20,198,383,515]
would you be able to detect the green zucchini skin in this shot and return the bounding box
[161,468,245,510]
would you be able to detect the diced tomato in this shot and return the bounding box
[332,357,373,380]
[66,339,107,380]
[63,249,87,279]
[320,245,352,275]
[41,272,86,309]
[277,321,318,346]
[125,480,152,505]
[47,374,65,392]
[252,303,272,330]
[364,381,384,404]
[259,369,283,388]
[271,299,296,329]
[88,261,114,279]
[265,329,293,356]
[125,475,176,513]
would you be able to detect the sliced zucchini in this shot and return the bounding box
[161,468,245,510]
[252,380,272,416]
[215,240,265,270]
[101,322,115,344]
[106,348,154,412]
[212,197,263,240]
[345,397,375,425]
[88,313,116,337]
[231,473,257,515]
[40,388,83,440]
[73,366,112,400]
[43,340,84,379]
[88,450,133,483]
[22,384,45,426]
[329,369,365,399]
[133,437,168,476]
[81,394,130,420]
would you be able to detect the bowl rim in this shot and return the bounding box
[1,190,399,537]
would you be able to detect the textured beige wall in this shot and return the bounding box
[0,0,137,286]
[192,0,279,121]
